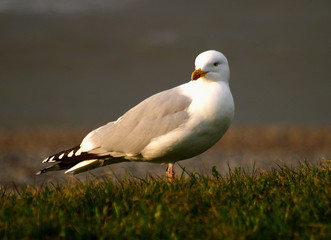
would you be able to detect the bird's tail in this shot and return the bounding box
[36,159,102,175]
[37,145,107,175]
[37,146,126,175]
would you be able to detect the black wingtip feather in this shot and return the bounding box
[43,145,81,163]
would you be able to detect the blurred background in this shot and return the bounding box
[0,0,330,187]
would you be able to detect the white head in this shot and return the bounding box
[191,50,230,83]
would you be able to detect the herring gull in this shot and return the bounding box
[37,50,235,181]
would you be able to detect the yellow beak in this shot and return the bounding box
[191,68,208,80]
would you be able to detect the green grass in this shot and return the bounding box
[1,162,330,240]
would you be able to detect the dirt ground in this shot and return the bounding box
[0,125,330,188]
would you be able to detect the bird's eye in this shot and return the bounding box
[213,62,220,67]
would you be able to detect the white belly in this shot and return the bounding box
[141,80,234,162]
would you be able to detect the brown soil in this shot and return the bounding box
[0,126,330,188]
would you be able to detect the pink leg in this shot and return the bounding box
[166,163,175,182]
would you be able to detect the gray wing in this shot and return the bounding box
[82,86,192,156]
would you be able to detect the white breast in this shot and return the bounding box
[141,79,234,162]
